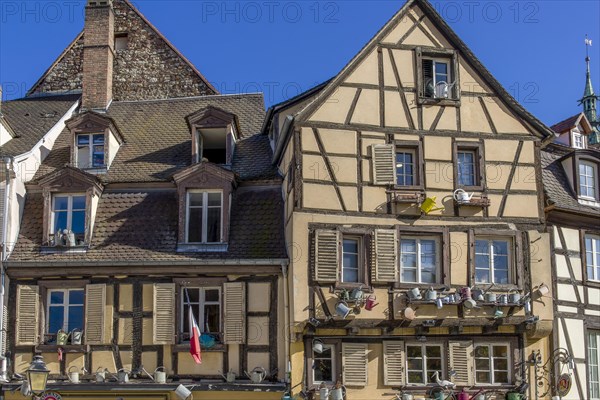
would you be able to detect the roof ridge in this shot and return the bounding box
[112,92,264,105]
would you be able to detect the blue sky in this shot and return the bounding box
[1,0,599,127]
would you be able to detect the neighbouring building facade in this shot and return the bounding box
[1,1,288,399]
[265,0,558,399]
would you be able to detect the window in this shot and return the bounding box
[115,33,129,50]
[396,148,416,186]
[76,133,105,169]
[457,150,477,187]
[586,235,600,282]
[573,132,585,149]
[181,287,221,342]
[579,161,598,200]
[400,237,440,284]
[313,344,335,384]
[52,194,86,245]
[47,289,84,337]
[475,239,512,284]
[342,237,361,283]
[590,331,600,399]
[423,59,451,99]
[186,191,222,243]
[406,344,444,385]
[474,344,510,385]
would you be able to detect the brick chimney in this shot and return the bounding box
[82,0,115,111]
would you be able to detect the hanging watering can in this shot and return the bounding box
[509,289,521,304]
[56,329,70,346]
[420,196,444,214]
[425,287,437,301]
[472,288,484,301]
[71,329,83,345]
[95,367,107,382]
[485,292,497,303]
[313,339,325,354]
[506,393,524,400]
[535,283,550,297]
[401,394,414,400]
[365,295,379,311]
[457,389,470,400]
[175,384,192,400]
[68,366,81,383]
[338,289,350,301]
[330,385,346,400]
[494,309,504,319]
[407,287,422,300]
[282,393,293,400]
[245,366,266,384]
[219,369,236,383]
[350,286,364,302]
[403,306,417,320]
[154,367,167,384]
[453,189,474,203]
[319,386,329,399]
[524,299,532,314]
[498,294,508,305]
[436,297,444,309]
[335,301,352,319]
[460,287,472,300]
[463,298,478,309]
[117,368,130,383]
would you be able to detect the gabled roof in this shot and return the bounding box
[294,0,555,140]
[37,165,103,193]
[185,105,241,137]
[550,113,593,134]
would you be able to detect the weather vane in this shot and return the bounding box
[585,34,592,61]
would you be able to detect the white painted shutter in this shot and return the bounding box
[153,283,175,345]
[16,285,39,346]
[448,341,474,386]
[224,282,246,344]
[314,229,340,283]
[383,341,405,386]
[342,343,368,386]
[372,229,398,283]
[85,284,106,344]
[372,144,396,185]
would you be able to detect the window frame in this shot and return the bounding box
[75,133,106,169]
[468,229,523,290]
[473,343,512,386]
[336,232,370,289]
[454,141,485,192]
[405,342,446,386]
[179,286,222,344]
[589,330,600,400]
[582,230,600,287]
[570,152,600,203]
[415,47,460,106]
[313,343,337,385]
[394,140,424,190]
[399,235,442,285]
[473,237,513,286]
[45,288,85,337]
[396,227,449,289]
[50,193,87,245]
[579,160,599,201]
[306,338,341,389]
[185,190,224,244]
[572,132,586,149]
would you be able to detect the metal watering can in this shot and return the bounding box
[350,286,364,302]
[424,287,437,301]
[117,368,130,383]
[329,385,346,400]
[219,369,236,383]
[245,366,266,383]
[56,329,70,345]
[68,366,85,383]
[506,393,524,400]
[365,295,379,311]
[313,339,325,354]
[95,367,108,382]
[154,367,167,384]
[509,289,521,304]
[453,188,474,203]
[71,329,83,344]
[335,301,352,319]
[420,196,444,214]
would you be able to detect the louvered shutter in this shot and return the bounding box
[16,285,39,346]
[314,229,340,283]
[224,282,246,344]
[372,229,398,283]
[448,341,474,386]
[383,341,405,386]
[342,343,368,386]
[153,283,175,345]
[372,144,396,185]
[85,284,106,344]
[0,186,5,243]
[1,304,7,354]
[422,59,434,97]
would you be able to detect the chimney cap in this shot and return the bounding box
[87,0,113,7]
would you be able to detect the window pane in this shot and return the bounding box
[343,239,359,254]
[205,289,219,302]
[426,346,441,357]
[68,305,84,331]
[428,358,443,371]
[186,288,200,303]
[207,193,221,207]
[54,197,69,211]
[72,196,86,210]
[407,346,422,358]
[54,211,68,233]
[495,358,508,370]
[314,359,333,382]
[50,291,64,304]
[93,134,104,145]
[69,290,84,304]
[206,207,221,242]
[402,269,417,282]
[204,304,220,333]
[407,358,423,370]
[408,371,423,384]
[493,241,508,256]
[93,149,105,167]
[402,239,417,254]
[342,267,358,283]
[494,268,509,284]
[494,372,508,383]
[476,269,490,284]
[71,211,85,234]
[476,358,490,370]
[477,372,490,383]
[189,193,203,207]
[188,208,203,242]
[493,346,508,357]
[48,306,64,333]
[475,346,489,357]
[77,135,90,145]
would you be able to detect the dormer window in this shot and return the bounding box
[196,128,227,164]
[51,194,86,245]
[186,191,222,243]
[186,106,240,166]
[76,133,105,169]
[573,132,586,149]
[579,161,598,200]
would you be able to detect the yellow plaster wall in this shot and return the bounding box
[309,86,356,124]
[142,317,153,345]
[119,283,133,311]
[90,350,117,373]
[320,129,357,154]
[143,284,153,312]
[424,136,453,161]
[178,351,222,375]
[248,282,271,312]
[247,351,270,372]
[247,316,270,346]
[350,89,380,126]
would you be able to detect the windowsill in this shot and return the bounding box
[578,197,600,208]
[177,243,228,253]
[173,343,225,352]
[418,97,460,107]
[80,167,108,174]
[41,245,89,254]
[584,279,600,289]
[36,344,88,353]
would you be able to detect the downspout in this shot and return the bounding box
[281,262,291,386]
[0,156,12,382]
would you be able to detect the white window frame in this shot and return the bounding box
[341,235,361,284]
[586,234,600,282]
[457,149,478,187]
[313,344,336,385]
[400,236,441,284]
[474,343,511,385]
[589,330,600,400]
[579,161,598,201]
[395,148,417,187]
[46,288,85,334]
[185,190,223,244]
[180,286,222,341]
[474,237,513,285]
[573,132,586,149]
[51,194,86,236]
[424,58,452,96]
[405,343,445,386]
[76,133,105,169]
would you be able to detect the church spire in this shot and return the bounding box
[580,35,600,144]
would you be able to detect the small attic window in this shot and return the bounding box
[416,47,460,104]
[115,33,129,51]
[197,128,227,164]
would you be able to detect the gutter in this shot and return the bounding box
[281,261,291,385]
[0,156,12,382]
[6,258,289,268]
[272,115,295,166]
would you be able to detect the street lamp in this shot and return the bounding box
[27,355,49,396]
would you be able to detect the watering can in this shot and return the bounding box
[407,287,422,300]
[71,329,83,345]
[175,384,192,400]
[338,289,350,301]
[282,392,293,400]
[68,366,82,383]
[453,188,474,203]
[472,287,484,301]
[403,306,417,320]
[117,368,130,383]
[330,385,346,400]
[313,339,324,354]
[463,298,478,309]
[401,394,414,400]
[420,196,444,214]
[219,369,236,383]
[498,294,508,305]
[485,292,497,303]
[245,366,266,383]
[509,289,521,304]
[154,367,167,384]
[425,287,437,301]
[56,329,70,346]
[365,295,378,311]
[350,286,364,302]
[460,287,472,300]
[335,301,352,319]
[506,393,524,400]
[95,367,108,382]
[319,386,330,399]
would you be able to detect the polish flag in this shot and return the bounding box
[188,307,202,364]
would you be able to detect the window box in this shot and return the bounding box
[389,190,425,205]
[454,194,491,208]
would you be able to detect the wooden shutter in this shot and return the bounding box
[383,341,405,386]
[314,229,340,283]
[372,144,396,185]
[372,229,398,283]
[85,284,106,344]
[16,285,39,346]
[422,59,434,97]
[342,343,368,386]
[448,341,474,386]
[153,283,175,345]
[224,282,246,344]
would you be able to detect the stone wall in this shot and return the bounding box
[29,0,216,100]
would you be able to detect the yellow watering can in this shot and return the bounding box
[56,329,70,345]
[420,196,444,214]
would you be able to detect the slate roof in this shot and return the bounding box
[541,144,600,216]
[9,187,286,263]
[33,93,271,183]
[550,114,580,134]
[0,94,79,157]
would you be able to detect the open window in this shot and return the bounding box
[416,47,460,104]
[180,286,222,345]
[186,106,240,165]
